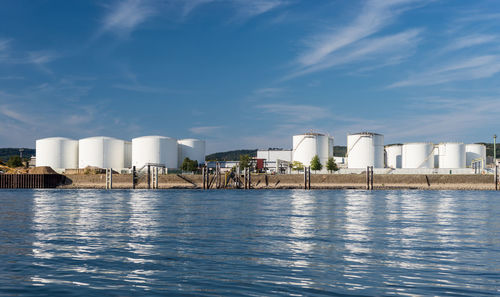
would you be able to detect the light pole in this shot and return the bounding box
[494,134,497,165]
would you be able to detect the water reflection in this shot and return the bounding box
[288,190,315,259]
[341,190,374,290]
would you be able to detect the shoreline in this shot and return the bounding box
[56,173,499,191]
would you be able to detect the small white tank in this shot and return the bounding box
[465,144,486,167]
[347,132,384,168]
[132,136,178,169]
[438,142,466,169]
[292,133,333,167]
[385,144,402,168]
[402,143,435,168]
[178,139,206,167]
[36,137,78,170]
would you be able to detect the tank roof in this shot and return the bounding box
[403,142,434,145]
[132,135,176,140]
[36,137,76,141]
[295,132,325,136]
[349,132,383,136]
[385,143,403,147]
[79,136,123,141]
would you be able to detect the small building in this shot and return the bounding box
[257,149,292,173]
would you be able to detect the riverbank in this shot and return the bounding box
[58,173,498,190]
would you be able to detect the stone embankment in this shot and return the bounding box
[59,174,498,190]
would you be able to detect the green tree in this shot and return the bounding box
[310,155,322,172]
[181,157,198,172]
[291,161,304,172]
[7,156,23,168]
[239,154,252,169]
[326,157,339,173]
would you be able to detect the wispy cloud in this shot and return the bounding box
[257,103,330,122]
[232,0,287,19]
[189,126,222,135]
[286,0,425,79]
[287,28,422,79]
[101,0,156,36]
[297,0,420,67]
[113,83,168,93]
[443,34,496,52]
[180,0,287,20]
[389,55,500,87]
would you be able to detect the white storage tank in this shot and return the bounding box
[347,132,384,168]
[465,143,486,167]
[438,142,466,169]
[292,133,333,167]
[402,143,435,169]
[385,144,402,168]
[79,136,128,169]
[36,137,78,170]
[132,136,178,169]
[178,139,206,167]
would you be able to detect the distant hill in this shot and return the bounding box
[206,149,257,161]
[334,146,347,157]
[206,146,348,161]
[0,148,35,162]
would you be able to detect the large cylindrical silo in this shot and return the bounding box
[132,136,178,169]
[178,139,206,167]
[78,136,127,169]
[36,137,78,170]
[292,133,332,167]
[347,132,384,168]
[385,144,402,168]
[465,143,486,167]
[402,143,435,169]
[438,142,466,169]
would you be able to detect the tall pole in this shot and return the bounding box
[494,134,497,165]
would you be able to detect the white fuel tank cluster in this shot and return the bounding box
[382,142,485,169]
[35,136,206,170]
[339,131,485,170]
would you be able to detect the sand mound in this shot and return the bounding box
[29,166,58,174]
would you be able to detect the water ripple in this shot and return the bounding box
[0,189,499,296]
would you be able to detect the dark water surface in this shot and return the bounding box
[0,189,499,296]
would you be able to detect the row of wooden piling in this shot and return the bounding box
[0,174,63,189]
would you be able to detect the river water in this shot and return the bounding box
[0,189,499,296]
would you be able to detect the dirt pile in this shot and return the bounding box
[29,166,58,174]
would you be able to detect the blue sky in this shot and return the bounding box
[1,0,499,153]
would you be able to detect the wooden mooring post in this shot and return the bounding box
[304,167,311,190]
[105,168,113,190]
[132,166,137,189]
[366,166,374,190]
[495,165,498,191]
[152,167,159,189]
[202,166,206,190]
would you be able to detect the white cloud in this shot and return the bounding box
[101,0,156,36]
[389,55,500,87]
